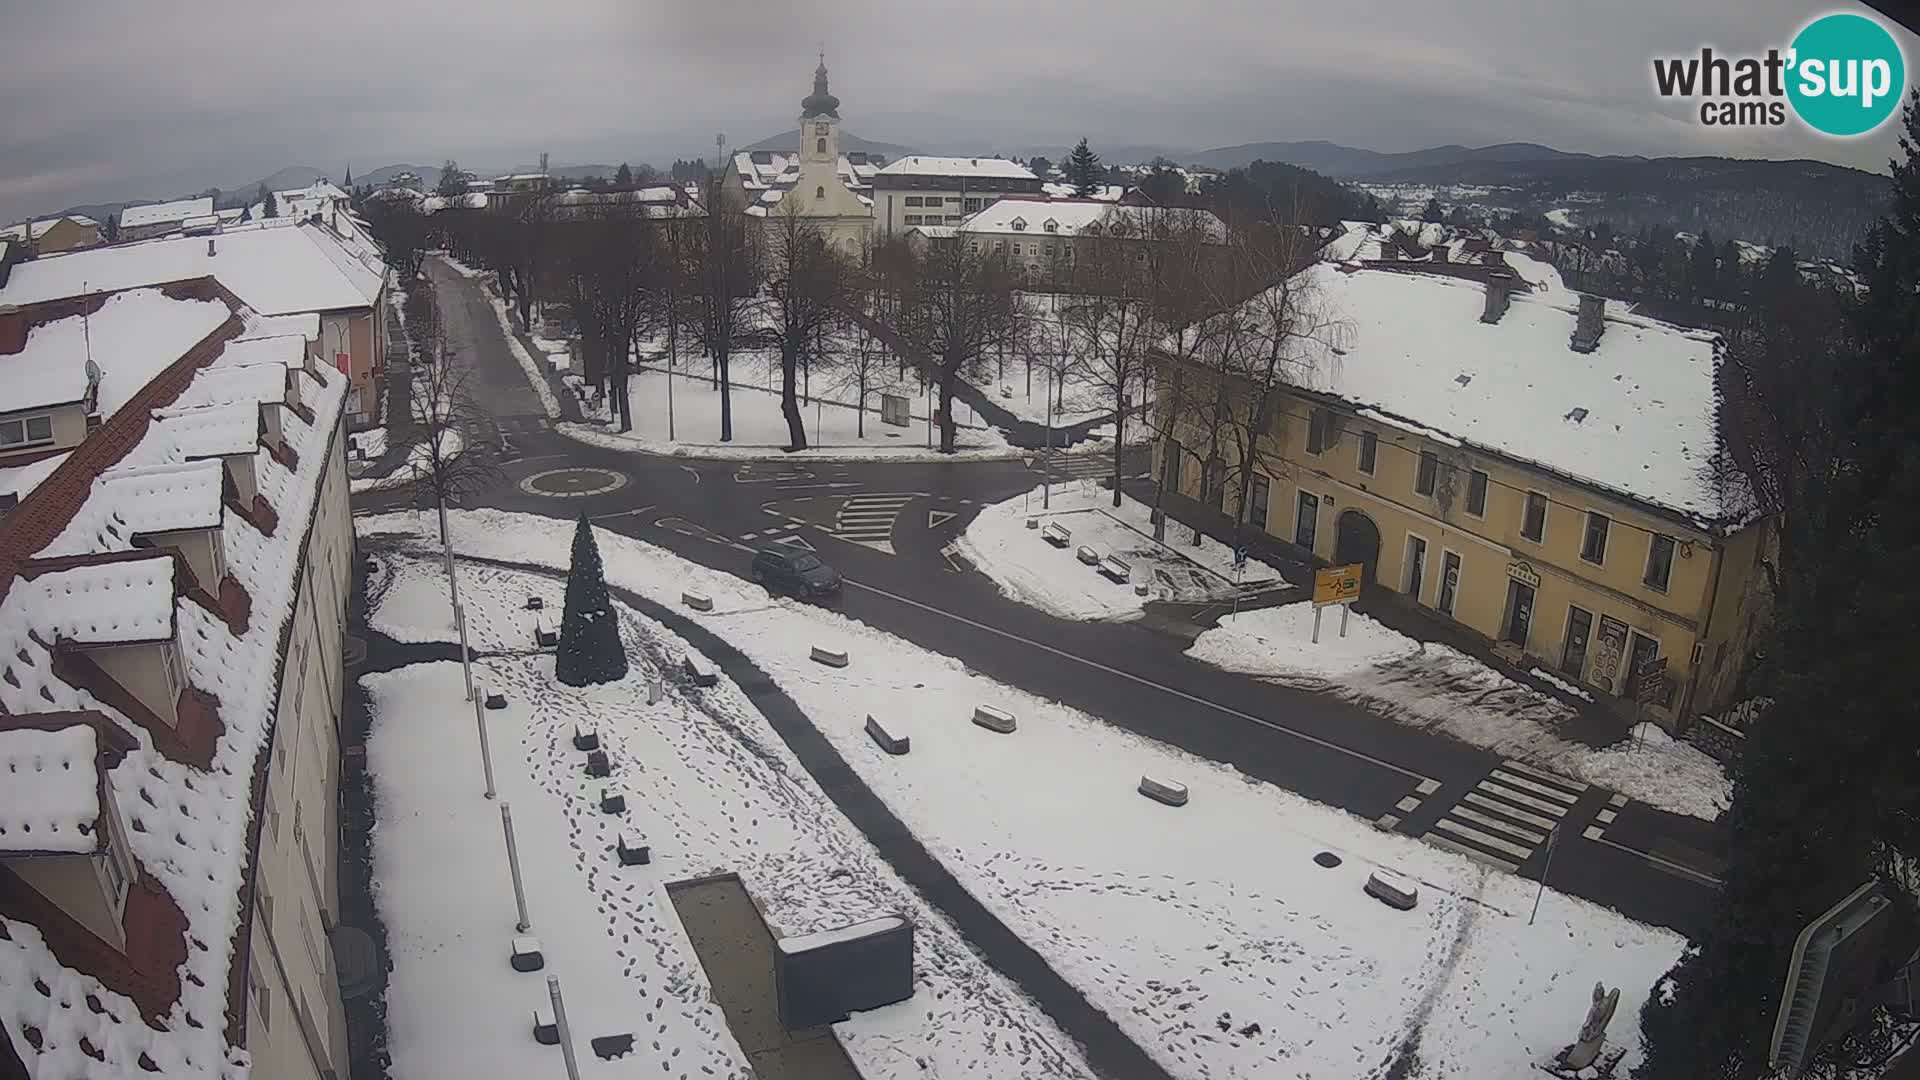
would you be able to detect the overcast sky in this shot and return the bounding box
[1,0,1912,222]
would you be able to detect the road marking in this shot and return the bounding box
[773,534,816,552]
[589,505,655,522]
[1374,814,1402,830]
[841,576,1433,784]
[1488,770,1581,805]
[1583,825,1604,842]
[1431,819,1535,861]
[1462,792,1560,831]
[928,510,958,529]
[1449,805,1547,844]
[1589,834,1722,887]
[1423,833,1522,874]
[1496,759,1590,791]
[680,465,701,485]
[1596,808,1618,825]
[1475,780,1571,818]
[776,483,863,491]
[1394,796,1420,813]
[1607,793,1629,808]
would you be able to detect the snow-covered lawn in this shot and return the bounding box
[363,551,1090,1080]
[1190,603,1730,820]
[556,356,1021,462]
[955,482,1288,620]
[360,509,1688,1080]
[348,428,464,494]
[976,369,1115,427]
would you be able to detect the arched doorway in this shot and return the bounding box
[1333,509,1382,587]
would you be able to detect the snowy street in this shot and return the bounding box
[358,510,1688,1080]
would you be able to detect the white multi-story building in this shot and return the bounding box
[871,156,1044,237]
[0,247,365,1079]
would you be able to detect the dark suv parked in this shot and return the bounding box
[751,549,843,598]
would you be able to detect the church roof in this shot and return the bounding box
[800,59,840,120]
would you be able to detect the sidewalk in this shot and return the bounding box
[1120,476,1632,748]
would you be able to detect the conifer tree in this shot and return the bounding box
[555,513,628,686]
[1068,138,1102,198]
[615,162,633,188]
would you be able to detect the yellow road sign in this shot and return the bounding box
[1314,563,1363,606]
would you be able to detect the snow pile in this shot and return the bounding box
[358,509,1688,1080]
[349,428,464,494]
[956,483,1287,620]
[348,427,389,461]
[1189,603,1730,820]
[363,554,1091,1080]
[482,290,563,419]
[0,726,101,854]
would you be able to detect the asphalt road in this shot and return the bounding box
[359,257,1726,936]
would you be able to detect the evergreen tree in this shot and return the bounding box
[259,183,277,217]
[1028,155,1052,178]
[554,513,629,686]
[1420,196,1444,223]
[1634,94,1920,1080]
[1068,138,1102,197]
[437,159,464,197]
[1690,228,1717,299]
[615,162,634,188]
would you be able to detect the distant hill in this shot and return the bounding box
[742,130,917,159]
[1184,139,1887,259]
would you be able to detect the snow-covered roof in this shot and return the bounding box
[237,311,319,343]
[0,223,383,315]
[961,199,1227,242]
[117,197,214,230]
[149,401,260,459]
[23,555,178,646]
[909,225,959,239]
[1040,182,1125,202]
[0,726,102,855]
[0,289,230,417]
[1240,263,1731,527]
[1,216,99,242]
[731,151,871,196]
[0,453,70,506]
[46,460,227,553]
[876,156,1037,181]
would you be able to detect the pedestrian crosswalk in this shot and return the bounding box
[1420,760,1588,873]
[497,416,553,434]
[833,493,917,554]
[1036,450,1122,482]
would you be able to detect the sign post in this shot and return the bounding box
[1311,563,1364,643]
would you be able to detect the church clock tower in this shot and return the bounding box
[799,54,841,166]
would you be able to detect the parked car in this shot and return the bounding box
[751,549,842,598]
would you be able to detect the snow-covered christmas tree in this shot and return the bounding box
[555,513,628,686]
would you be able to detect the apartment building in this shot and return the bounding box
[0,220,386,429]
[0,265,359,1079]
[1155,258,1770,728]
[115,198,216,243]
[871,155,1043,236]
[1,217,103,256]
[927,198,1227,285]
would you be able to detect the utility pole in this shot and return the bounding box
[1530,824,1561,926]
[501,803,530,931]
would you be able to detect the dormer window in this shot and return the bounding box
[1044,220,1058,233]
[1010,218,1027,232]
[0,414,54,449]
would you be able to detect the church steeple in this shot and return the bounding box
[800,53,840,120]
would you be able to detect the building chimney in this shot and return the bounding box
[1481,271,1514,323]
[0,304,24,354]
[1570,293,1606,352]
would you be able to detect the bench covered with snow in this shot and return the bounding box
[972,705,1016,734]
[1138,775,1189,806]
[683,654,718,687]
[1075,545,1101,566]
[682,590,713,612]
[1099,555,1131,583]
[1041,522,1072,547]
[810,644,850,668]
[1365,868,1419,911]
[866,714,910,755]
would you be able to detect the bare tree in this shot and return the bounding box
[678,176,761,442]
[763,203,853,450]
[396,279,503,545]
[1063,220,1158,505]
[1140,207,1234,540]
[897,239,1017,453]
[364,196,430,280]
[557,205,662,432]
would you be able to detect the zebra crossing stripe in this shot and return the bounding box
[1489,770,1580,804]
[1449,805,1547,844]
[1432,819,1535,861]
[1474,780,1570,818]
[1462,792,1560,831]
[1424,833,1522,874]
[1497,759,1590,791]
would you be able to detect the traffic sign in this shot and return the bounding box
[1313,563,1363,606]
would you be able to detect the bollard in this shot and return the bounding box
[547,976,582,1080]
[474,697,496,800]
[502,803,531,931]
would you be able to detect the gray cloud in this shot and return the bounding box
[0,0,1911,222]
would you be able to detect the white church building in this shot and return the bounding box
[719,59,875,256]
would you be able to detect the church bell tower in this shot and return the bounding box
[799,54,841,166]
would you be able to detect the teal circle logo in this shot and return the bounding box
[1786,13,1905,137]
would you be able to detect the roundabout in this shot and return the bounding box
[517,466,629,498]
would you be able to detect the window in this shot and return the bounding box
[1581,511,1610,565]
[1250,475,1271,532]
[1561,606,1594,679]
[251,969,272,1032]
[967,242,979,254]
[99,835,129,908]
[1357,431,1377,474]
[1306,408,1332,455]
[814,185,825,199]
[1645,534,1676,591]
[1521,492,1548,542]
[1012,243,1022,256]
[1437,551,1462,615]
[904,215,922,226]
[965,197,983,212]
[1294,491,1319,551]
[1404,535,1428,602]
[1044,220,1058,232]
[160,643,183,701]
[814,122,829,136]
[1415,451,1439,495]
[994,240,1005,252]
[905,196,923,207]
[946,197,962,205]
[0,414,54,448]
[815,138,826,154]
[946,215,962,224]
[1466,470,1489,516]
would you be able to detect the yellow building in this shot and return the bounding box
[1154,259,1771,729]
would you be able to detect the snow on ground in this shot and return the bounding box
[486,292,564,419]
[1531,667,1595,702]
[348,427,388,462]
[349,428,464,494]
[955,482,1288,620]
[438,250,487,278]
[531,336,572,371]
[363,550,1090,1080]
[1189,603,1730,820]
[556,356,1021,462]
[359,509,1689,1080]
